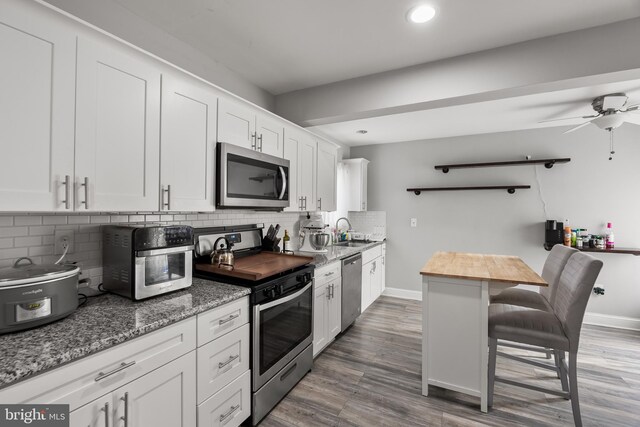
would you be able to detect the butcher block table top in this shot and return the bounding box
[196,252,314,281]
[420,251,547,286]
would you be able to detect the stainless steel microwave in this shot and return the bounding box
[216,143,290,210]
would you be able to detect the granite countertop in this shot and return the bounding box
[296,240,385,267]
[0,278,250,389]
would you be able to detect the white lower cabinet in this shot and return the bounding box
[197,370,251,427]
[0,298,251,427]
[70,351,196,427]
[313,262,342,357]
[361,245,385,313]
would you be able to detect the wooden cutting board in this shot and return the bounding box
[195,252,314,281]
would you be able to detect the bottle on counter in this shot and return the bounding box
[283,230,291,252]
[571,229,577,247]
[564,226,572,247]
[605,222,615,249]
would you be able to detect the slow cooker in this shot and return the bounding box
[0,257,79,334]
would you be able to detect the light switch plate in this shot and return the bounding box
[410,218,417,227]
[54,230,74,255]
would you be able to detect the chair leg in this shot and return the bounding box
[488,338,497,408]
[556,350,569,394]
[545,348,552,359]
[569,351,582,427]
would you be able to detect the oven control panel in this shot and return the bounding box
[254,266,314,305]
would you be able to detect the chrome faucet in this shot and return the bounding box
[335,217,352,232]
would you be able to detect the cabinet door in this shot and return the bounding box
[283,128,300,212]
[316,140,337,212]
[161,72,217,211]
[255,114,284,157]
[217,97,255,150]
[75,37,160,211]
[313,282,328,357]
[0,2,76,211]
[327,279,342,341]
[298,136,317,212]
[361,261,372,312]
[70,394,112,427]
[114,351,196,427]
[371,259,382,302]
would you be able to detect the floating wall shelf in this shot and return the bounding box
[407,185,531,195]
[544,244,640,256]
[434,158,571,173]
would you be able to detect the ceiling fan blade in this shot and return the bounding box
[603,95,628,110]
[539,115,598,124]
[563,121,592,134]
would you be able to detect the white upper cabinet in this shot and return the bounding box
[217,97,255,151]
[218,97,284,157]
[283,127,300,212]
[341,158,369,212]
[0,1,76,211]
[161,72,217,212]
[255,115,284,157]
[316,140,338,212]
[297,135,317,212]
[75,37,160,212]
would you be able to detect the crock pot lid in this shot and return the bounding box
[0,258,79,283]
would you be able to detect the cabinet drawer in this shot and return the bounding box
[197,370,251,427]
[197,323,250,404]
[314,261,341,286]
[197,296,249,346]
[362,245,382,264]
[0,317,196,411]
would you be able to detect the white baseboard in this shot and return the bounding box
[383,287,422,301]
[583,312,640,331]
[383,288,639,331]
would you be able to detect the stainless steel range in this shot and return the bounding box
[193,224,314,425]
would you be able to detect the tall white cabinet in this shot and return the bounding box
[0,1,76,211]
[75,37,160,211]
[160,72,218,211]
[316,140,338,212]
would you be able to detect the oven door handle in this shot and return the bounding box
[136,245,194,257]
[259,282,312,311]
[277,166,287,200]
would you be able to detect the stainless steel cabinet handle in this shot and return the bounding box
[81,177,89,209]
[326,285,331,300]
[101,402,109,427]
[299,197,303,211]
[303,196,307,210]
[61,175,71,209]
[163,185,171,210]
[120,392,129,427]
[324,271,334,277]
[318,197,322,211]
[219,404,240,422]
[218,354,240,369]
[251,132,257,149]
[257,134,263,151]
[95,361,136,382]
[219,313,240,325]
[331,283,335,299]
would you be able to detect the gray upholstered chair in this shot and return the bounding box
[490,244,578,310]
[488,251,603,427]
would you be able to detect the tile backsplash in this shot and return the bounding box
[347,211,386,239]
[0,211,303,290]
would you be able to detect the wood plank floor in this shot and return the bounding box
[260,296,640,426]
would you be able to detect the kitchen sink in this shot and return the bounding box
[333,241,370,248]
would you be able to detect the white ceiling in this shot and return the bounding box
[107,0,640,95]
[309,82,640,145]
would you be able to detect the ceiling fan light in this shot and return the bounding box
[592,113,626,130]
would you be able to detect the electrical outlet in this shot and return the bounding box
[525,155,532,160]
[54,230,74,255]
[410,218,417,228]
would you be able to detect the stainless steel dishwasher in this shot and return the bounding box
[341,253,362,331]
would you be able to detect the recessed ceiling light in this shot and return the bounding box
[407,5,436,24]
[356,130,368,134]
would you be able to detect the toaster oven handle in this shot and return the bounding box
[136,245,194,257]
[277,166,287,200]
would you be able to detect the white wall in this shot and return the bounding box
[42,0,274,110]
[351,125,640,328]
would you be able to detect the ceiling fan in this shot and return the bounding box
[540,93,639,159]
